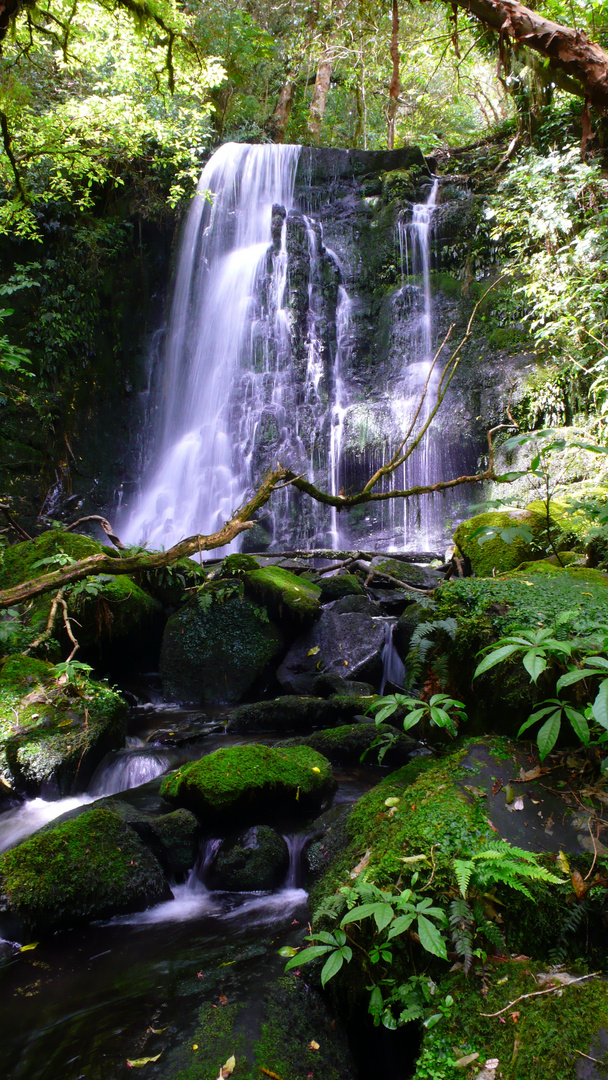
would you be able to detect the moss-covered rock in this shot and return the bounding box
[160,592,284,705]
[0,653,126,796]
[244,565,321,622]
[277,722,416,767]
[227,694,373,735]
[369,556,442,590]
[104,801,199,879]
[162,974,355,1080]
[0,530,164,666]
[209,826,289,891]
[453,508,565,576]
[0,804,170,939]
[317,573,365,604]
[160,744,336,826]
[414,961,608,1080]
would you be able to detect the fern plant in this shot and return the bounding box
[449,842,566,972]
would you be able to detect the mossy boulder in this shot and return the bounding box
[160,744,336,826]
[160,593,284,705]
[0,654,126,797]
[317,573,365,604]
[227,694,373,734]
[453,508,565,576]
[277,722,416,767]
[0,530,163,666]
[369,556,443,590]
[244,565,321,622]
[161,974,354,1080]
[426,569,608,733]
[208,826,289,891]
[104,801,199,879]
[0,804,170,939]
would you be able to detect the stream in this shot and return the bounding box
[0,702,385,1080]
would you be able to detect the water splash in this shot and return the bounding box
[0,796,93,854]
[87,746,176,797]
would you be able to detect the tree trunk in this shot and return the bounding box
[308,53,334,145]
[268,75,297,143]
[449,0,608,112]
[387,0,400,150]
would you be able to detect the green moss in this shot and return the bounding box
[429,571,608,731]
[278,723,414,767]
[244,565,321,621]
[415,961,608,1080]
[0,805,168,936]
[311,747,493,914]
[317,573,365,603]
[254,976,353,1080]
[453,509,559,576]
[0,529,103,591]
[219,553,260,576]
[69,572,163,645]
[0,654,52,688]
[160,743,336,825]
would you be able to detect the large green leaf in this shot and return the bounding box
[522,649,547,683]
[537,711,562,760]
[417,915,447,960]
[474,644,521,679]
[565,705,589,745]
[386,912,416,940]
[320,949,345,987]
[592,680,608,729]
[284,945,331,970]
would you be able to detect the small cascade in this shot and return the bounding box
[87,746,176,797]
[379,619,406,694]
[329,286,353,548]
[282,833,311,889]
[0,795,92,854]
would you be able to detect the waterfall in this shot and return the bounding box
[122,148,463,553]
[391,179,441,549]
[123,143,301,550]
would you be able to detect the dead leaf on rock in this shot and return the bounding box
[454,1051,479,1068]
[216,1054,236,1079]
[219,994,228,1007]
[309,1040,320,1051]
[350,850,371,878]
[126,1053,163,1068]
[519,766,542,782]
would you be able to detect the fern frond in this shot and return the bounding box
[453,858,474,898]
[449,897,474,973]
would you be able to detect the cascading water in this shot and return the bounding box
[123,142,302,550]
[122,147,465,553]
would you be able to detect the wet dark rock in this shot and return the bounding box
[276,605,387,695]
[227,694,370,734]
[208,825,289,891]
[297,145,427,184]
[394,601,430,657]
[367,587,412,615]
